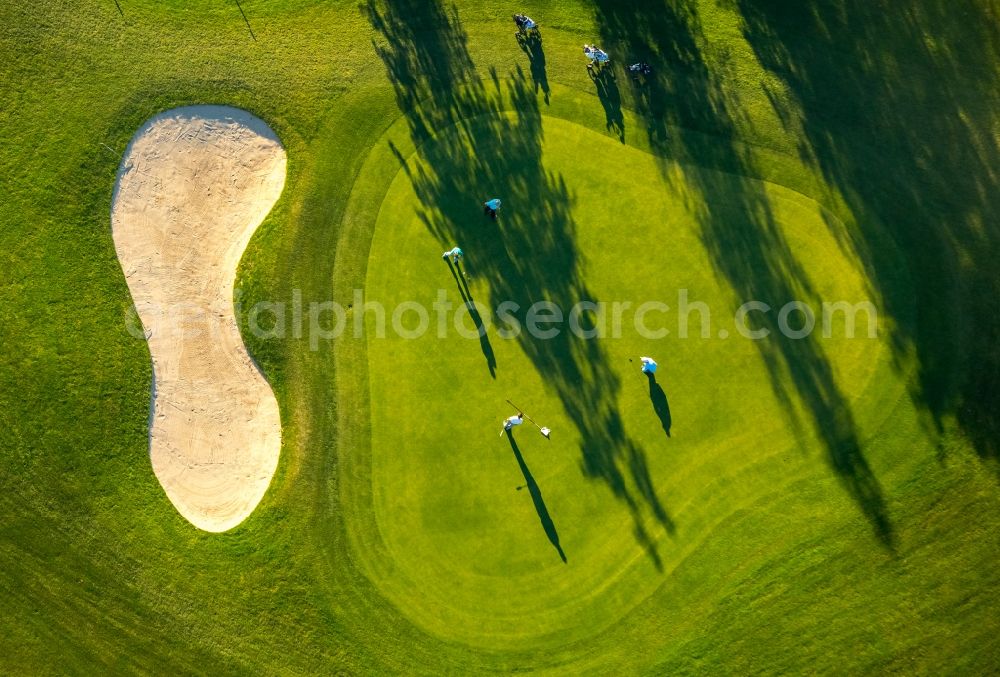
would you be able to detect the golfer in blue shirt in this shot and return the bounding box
[484,198,502,218]
[442,246,464,264]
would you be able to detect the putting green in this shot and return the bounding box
[350,113,903,648]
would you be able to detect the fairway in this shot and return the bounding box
[2,0,1000,673]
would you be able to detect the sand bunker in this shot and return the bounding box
[111,106,285,532]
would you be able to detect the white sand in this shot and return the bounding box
[111,106,286,532]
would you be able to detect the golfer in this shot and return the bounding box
[640,356,658,375]
[442,246,464,264]
[484,198,502,218]
[503,412,525,432]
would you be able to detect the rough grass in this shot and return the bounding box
[1,0,999,673]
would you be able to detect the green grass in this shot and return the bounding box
[358,112,897,649]
[1,0,1000,673]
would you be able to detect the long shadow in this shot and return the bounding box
[366,0,673,566]
[592,0,894,546]
[517,31,550,104]
[234,0,256,41]
[592,0,714,151]
[508,432,567,562]
[735,0,1000,474]
[647,373,671,438]
[591,66,625,141]
[446,258,496,377]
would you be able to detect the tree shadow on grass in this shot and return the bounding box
[365,0,673,566]
[508,431,566,563]
[592,0,714,150]
[592,0,894,546]
[735,0,1000,476]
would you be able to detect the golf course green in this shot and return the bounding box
[2,0,1000,673]
[356,112,896,648]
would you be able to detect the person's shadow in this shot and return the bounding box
[517,32,550,104]
[446,258,497,378]
[592,66,625,141]
[507,431,567,562]
[647,373,672,437]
